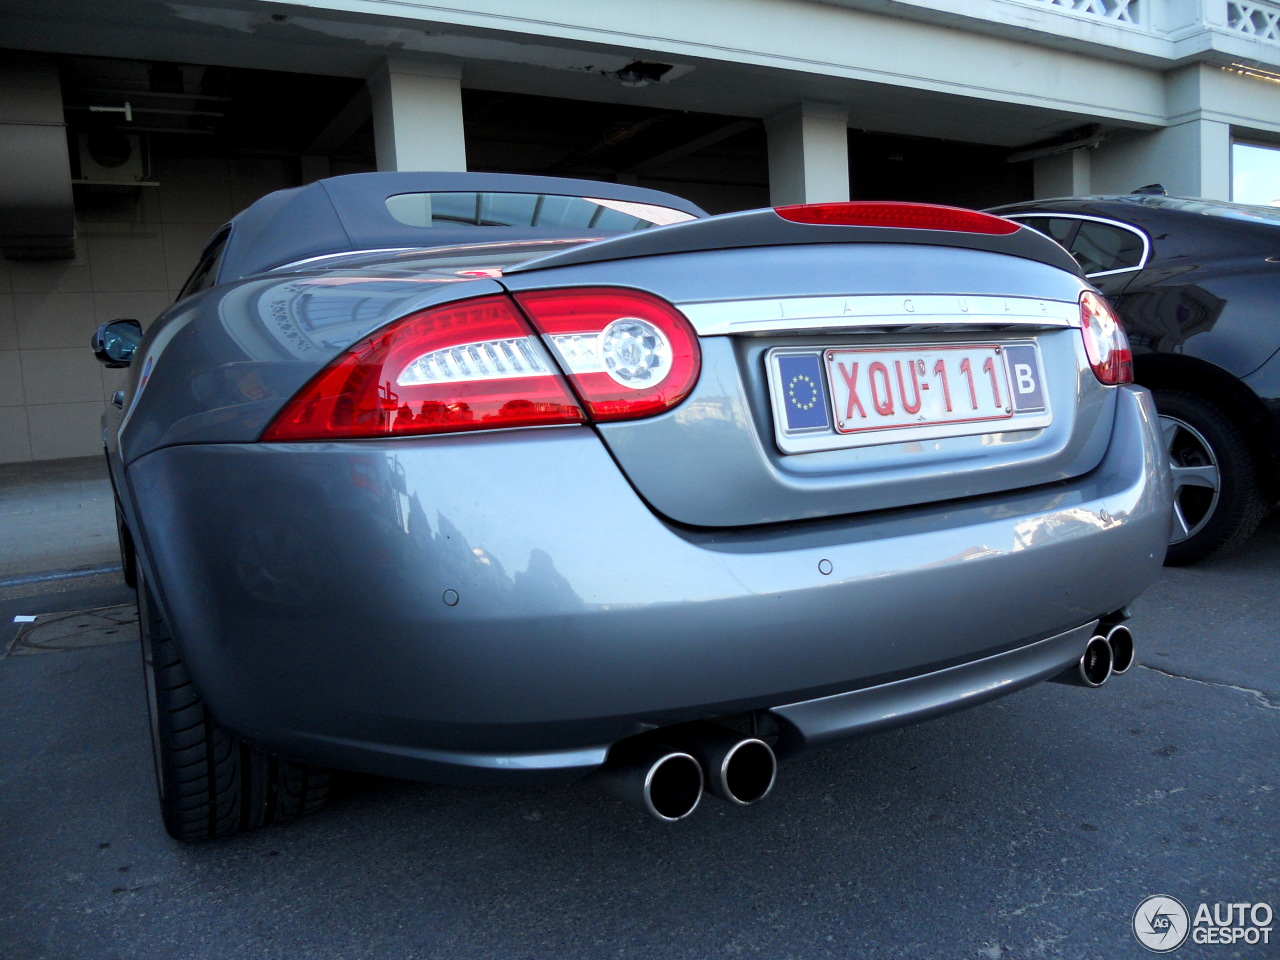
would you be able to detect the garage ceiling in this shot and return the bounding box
[2,0,1106,150]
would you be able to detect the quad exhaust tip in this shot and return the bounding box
[597,744,704,822]
[717,737,777,806]
[598,722,778,821]
[602,621,1138,820]
[1106,624,1135,674]
[1050,622,1137,688]
[1077,633,1114,687]
[670,721,778,808]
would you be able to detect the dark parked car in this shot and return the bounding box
[991,193,1280,564]
[94,173,1169,841]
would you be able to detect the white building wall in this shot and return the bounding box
[1089,62,1279,198]
[1092,120,1234,197]
[0,158,299,463]
[6,0,1280,460]
[294,0,1171,129]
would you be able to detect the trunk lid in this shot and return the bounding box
[501,219,1107,528]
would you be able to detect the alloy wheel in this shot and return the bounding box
[1159,414,1221,544]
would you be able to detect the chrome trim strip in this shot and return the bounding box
[678,294,1079,336]
[269,248,417,271]
[1086,265,1143,279]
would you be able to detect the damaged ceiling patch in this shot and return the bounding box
[166,4,694,81]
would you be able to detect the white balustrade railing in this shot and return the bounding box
[876,1,1280,51]
[1032,0,1144,26]
[1015,0,1280,43]
[1227,1,1280,41]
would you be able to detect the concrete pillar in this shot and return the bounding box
[1091,120,1231,199]
[1091,64,1233,199]
[1033,149,1091,198]
[369,58,466,172]
[765,102,849,205]
[0,53,74,258]
[1177,119,1231,199]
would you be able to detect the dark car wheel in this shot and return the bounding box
[137,561,331,841]
[1155,389,1267,566]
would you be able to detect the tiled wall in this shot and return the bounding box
[0,156,298,463]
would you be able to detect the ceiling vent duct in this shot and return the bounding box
[0,54,75,260]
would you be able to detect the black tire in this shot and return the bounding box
[137,562,331,841]
[1155,389,1268,566]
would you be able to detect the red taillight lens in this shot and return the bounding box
[1079,290,1134,385]
[514,288,701,421]
[262,295,584,441]
[774,201,1021,235]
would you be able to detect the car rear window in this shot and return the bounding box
[385,192,697,232]
[1018,216,1076,245]
[1071,220,1145,273]
[176,227,231,301]
[1010,216,1146,275]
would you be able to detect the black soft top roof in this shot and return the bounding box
[216,171,708,283]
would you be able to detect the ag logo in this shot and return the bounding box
[1134,895,1190,952]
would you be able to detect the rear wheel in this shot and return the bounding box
[1155,389,1267,566]
[137,562,331,841]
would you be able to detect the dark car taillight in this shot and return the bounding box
[262,288,700,441]
[1079,291,1134,385]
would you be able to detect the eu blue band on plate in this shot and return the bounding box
[777,354,830,431]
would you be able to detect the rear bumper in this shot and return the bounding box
[125,385,1170,784]
[769,621,1096,758]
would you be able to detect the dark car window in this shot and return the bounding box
[1007,214,1147,277]
[1018,216,1078,246]
[176,228,231,301]
[1070,221,1145,274]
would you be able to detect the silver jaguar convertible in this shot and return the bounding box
[92,172,1170,840]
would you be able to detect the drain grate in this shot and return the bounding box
[6,604,139,656]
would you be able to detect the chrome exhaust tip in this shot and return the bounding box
[1050,633,1114,687]
[665,721,777,807]
[717,737,777,807]
[1106,624,1135,674]
[597,744,704,822]
[1077,633,1115,687]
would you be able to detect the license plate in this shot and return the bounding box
[829,343,1023,434]
[768,341,1049,453]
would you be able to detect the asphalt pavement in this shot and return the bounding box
[0,457,121,588]
[0,479,1276,960]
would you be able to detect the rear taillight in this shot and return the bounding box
[1079,290,1134,385]
[262,288,702,441]
[262,295,584,441]
[514,287,701,421]
[774,202,1021,235]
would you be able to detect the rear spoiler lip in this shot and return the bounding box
[505,206,1084,278]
